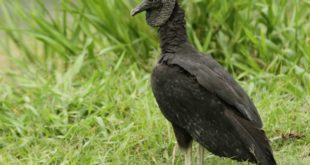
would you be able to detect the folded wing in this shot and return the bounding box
[161,53,263,128]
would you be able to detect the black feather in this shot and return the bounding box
[134,0,276,164]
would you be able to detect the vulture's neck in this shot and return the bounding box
[158,3,188,54]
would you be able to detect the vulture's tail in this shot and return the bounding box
[226,110,277,165]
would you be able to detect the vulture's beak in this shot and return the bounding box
[131,0,153,16]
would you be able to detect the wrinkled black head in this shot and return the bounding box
[131,0,176,27]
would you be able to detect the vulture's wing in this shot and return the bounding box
[162,53,263,128]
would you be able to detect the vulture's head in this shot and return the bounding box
[131,0,176,27]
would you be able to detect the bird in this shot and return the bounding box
[131,0,276,164]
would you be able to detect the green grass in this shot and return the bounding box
[0,0,309,164]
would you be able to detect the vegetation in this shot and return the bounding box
[0,0,309,164]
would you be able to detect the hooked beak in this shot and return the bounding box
[131,0,153,16]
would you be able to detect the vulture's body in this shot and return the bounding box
[132,1,276,164]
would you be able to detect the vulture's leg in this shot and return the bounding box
[197,144,204,165]
[171,144,177,165]
[184,143,192,165]
[171,124,193,165]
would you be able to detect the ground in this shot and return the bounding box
[0,0,309,164]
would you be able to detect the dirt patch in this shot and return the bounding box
[281,132,305,140]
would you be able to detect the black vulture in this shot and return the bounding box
[131,0,276,164]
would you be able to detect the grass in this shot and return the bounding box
[0,0,309,164]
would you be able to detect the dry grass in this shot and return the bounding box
[0,52,7,68]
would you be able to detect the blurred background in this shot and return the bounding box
[0,0,309,164]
